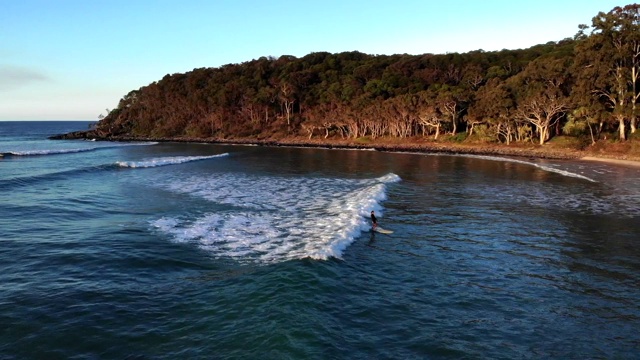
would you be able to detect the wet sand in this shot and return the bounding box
[581,156,640,168]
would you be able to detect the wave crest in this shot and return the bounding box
[1,142,158,157]
[116,153,229,168]
[152,172,401,263]
[462,155,597,182]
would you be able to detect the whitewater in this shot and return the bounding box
[152,173,401,262]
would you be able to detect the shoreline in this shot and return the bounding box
[50,131,640,168]
[580,156,640,168]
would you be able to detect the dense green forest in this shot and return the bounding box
[95,4,640,146]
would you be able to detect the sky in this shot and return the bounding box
[0,0,626,120]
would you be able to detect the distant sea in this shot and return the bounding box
[1,121,640,359]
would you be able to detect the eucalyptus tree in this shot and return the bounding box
[462,63,486,91]
[415,90,445,140]
[383,94,420,138]
[361,102,387,139]
[565,105,608,145]
[467,78,517,143]
[618,4,640,134]
[509,56,570,144]
[573,4,640,140]
[434,84,469,135]
[278,81,296,127]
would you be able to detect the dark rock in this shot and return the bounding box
[48,130,98,140]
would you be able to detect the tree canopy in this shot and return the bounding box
[96,4,640,145]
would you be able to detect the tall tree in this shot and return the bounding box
[511,57,570,144]
[615,4,640,134]
[416,90,444,140]
[467,78,515,143]
[574,4,640,140]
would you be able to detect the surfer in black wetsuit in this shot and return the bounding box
[370,210,378,230]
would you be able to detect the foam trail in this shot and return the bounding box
[0,141,158,157]
[462,154,597,182]
[1,148,97,156]
[117,153,228,168]
[151,172,401,264]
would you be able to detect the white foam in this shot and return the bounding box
[151,172,400,263]
[5,148,97,156]
[102,141,159,147]
[461,154,597,182]
[2,141,157,157]
[116,153,228,168]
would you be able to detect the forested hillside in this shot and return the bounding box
[95,4,640,147]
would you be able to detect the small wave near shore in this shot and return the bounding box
[116,153,229,168]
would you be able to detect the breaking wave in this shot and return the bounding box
[0,142,158,157]
[461,154,597,182]
[151,173,401,263]
[116,153,229,168]
[1,148,97,157]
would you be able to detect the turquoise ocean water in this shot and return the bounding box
[1,121,639,359]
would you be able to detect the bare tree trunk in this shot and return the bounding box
[540,126,548,145]
[632,64,638,133]
[587,120,596,146]
[616,66,627,141]
[618,115,627,140]
[630,41,639,134]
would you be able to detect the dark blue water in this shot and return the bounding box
[1,121,639,359]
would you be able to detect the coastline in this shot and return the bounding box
[580,156,640,168]
[50,131,640,168]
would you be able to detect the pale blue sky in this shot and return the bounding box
[0,0,624,120]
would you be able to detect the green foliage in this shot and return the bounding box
[448,132,468,142]
[93,3,639,147]
[628,130,640,141]
[468,125,496,142]
[546,135,588,150]
[562,117,588,137]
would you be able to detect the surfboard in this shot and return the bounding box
[373,227,393,234]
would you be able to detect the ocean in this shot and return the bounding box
[1,121,639,359]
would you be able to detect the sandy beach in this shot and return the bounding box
[581,156,640,168]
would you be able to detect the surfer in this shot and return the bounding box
[370,210,378,230]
